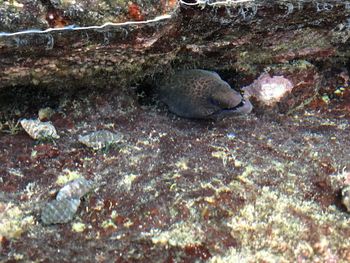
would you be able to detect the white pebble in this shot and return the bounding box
[20,118,59,140]
[78,130,123,150]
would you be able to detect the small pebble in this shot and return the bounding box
[20,118,59,140]
[226,132,236,139]
[78,130,123,150]
[41,199,80,225]
[56,178,93,201]
[38,107,55,121]
[341,185,350,212]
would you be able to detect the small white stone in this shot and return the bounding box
[78,130,123,150]
[56,178,93,201]
[20,118,59,140]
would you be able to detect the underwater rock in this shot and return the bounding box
[0,0,349,102]
[20,118,59,140]
[243,73,294,106]
[156,69,252,119]
[78,130,124,150]
[341,185,350,213]
[41,198,80,225]
[56,178,93,201]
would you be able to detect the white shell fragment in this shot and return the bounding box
[41,198,80,225]
[78,130,123,150]
[20,118,59,140]
[56,178,93,201]
[341,185,350,213]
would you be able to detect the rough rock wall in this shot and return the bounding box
[0,0,349,90]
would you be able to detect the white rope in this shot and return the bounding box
[179,0,253,6]
[0,14,172,37]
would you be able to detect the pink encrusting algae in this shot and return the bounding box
[243,73,294,106]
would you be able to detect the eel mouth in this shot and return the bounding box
[211,98,252,118]
[228,99,245,111]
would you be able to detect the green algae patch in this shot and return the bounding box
[56,169,83,186]
[224,187,350,261]
[149,221,205,247]
[72,222,87,233]
[0,203,34,239]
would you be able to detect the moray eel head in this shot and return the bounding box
[209,88,253,119]
[156,69,253,119]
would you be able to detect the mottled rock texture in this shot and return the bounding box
[0,0,349,96]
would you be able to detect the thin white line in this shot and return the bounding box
[179,0,253,6]
[0,14,172,37]
[179,0,206,5]
[207,0,253,5]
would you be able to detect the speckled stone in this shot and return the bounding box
[56,178,93,201]
[41,199,80,225]
[156,69,252,119]
[78,130,123,150]
[20,118,59,140]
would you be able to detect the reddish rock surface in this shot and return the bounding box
[1,80,350,261]
[1,1,350,262]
